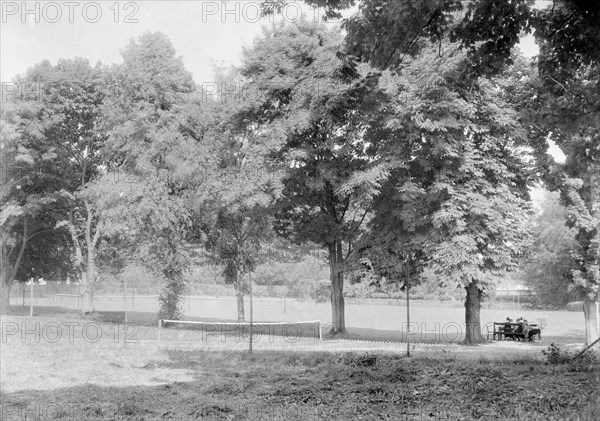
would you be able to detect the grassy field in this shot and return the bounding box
[12,294,588,345]
[1,309,599,420]
[2,298,599,420]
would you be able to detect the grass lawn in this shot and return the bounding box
[8,295,588,345]
[1,311,599,420]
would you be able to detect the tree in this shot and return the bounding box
[360,45,532,343]
[524,2,600,344]
[239,20,380,333]
[524,190,579,308]
[303,0,600,345]
[0,94,78,309]
[100,32,199,320]
[187,65,283,322]
[201,207,273,321]
[0,105,30,309]
[5,58,114,314]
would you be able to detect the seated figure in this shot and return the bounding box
[513,320,525,341]
[526,323,541,341]
[503,317,515,340]
[512,317,534,341]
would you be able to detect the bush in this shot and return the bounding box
[542,343,572,365]
[542,343,599,372]
[158,275,187,320]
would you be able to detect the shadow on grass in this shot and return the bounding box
[1,349,598,421]
[1,305,79,317]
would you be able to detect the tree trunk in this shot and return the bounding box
[329,240,345,334]
[582,296,598,346]
[0,246,7,310]
[464,282,484,344]
[80,268,91,314]
[64,203,102,315]
[1,219,28,312]
[6,281,12,307]
[0,276,10,311]
[233,269,245,322]
[80,258,96,314]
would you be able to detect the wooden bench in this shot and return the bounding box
[490,322,542,341]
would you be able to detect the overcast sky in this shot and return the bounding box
[1,1,539,84]
[1,1,349,83]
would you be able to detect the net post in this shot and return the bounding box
[283,285,287,313]
[158,319,162,344]
[29,280,34,318]
[123,277,128,324]
[318,320,322,342]
[249,273,253,354]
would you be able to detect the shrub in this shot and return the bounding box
[542,343,599,372]
[542,343,572,365]
[158,275,187,320]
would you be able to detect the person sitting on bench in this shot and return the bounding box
[516,317,538,342]
[513,318,526,341]
[527,327,541,341]
[503,317,515,340]
[525,321,541,341]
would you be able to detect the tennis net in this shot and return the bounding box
[159,319,323,342]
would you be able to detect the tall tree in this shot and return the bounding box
[20,59,109,314]
[524,2,600,344]
[239,21,379,333]
[189,66,282,322]
[0,104,29,309]
[0,74,98,311]
[101,32,204,319]
[351,45,532,343]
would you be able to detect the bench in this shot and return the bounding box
[490,322,542,342]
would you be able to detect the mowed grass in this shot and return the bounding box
[14,295,587,345]
[1,313,599,421]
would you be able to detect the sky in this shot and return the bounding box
[1,1,347,84]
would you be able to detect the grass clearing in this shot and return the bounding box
[1,312,599,420]
[9,296,588,345]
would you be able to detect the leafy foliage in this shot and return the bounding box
[303,0,532,77]
[523,3,600,316]
[523,191,581,308]
[188,64,284,321]
[100,33,199,319]
[1,60,108,310]
[238,20,381,331]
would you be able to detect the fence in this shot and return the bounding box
[9,281,296,319]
